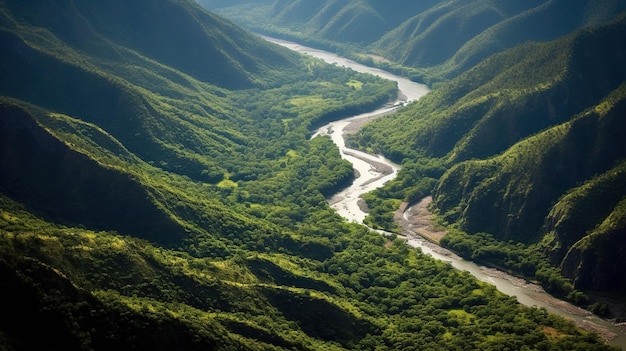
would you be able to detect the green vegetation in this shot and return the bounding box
[198,0,626,84]
[347,10,626,308]
[0,0,622,349]
[1,195,616,350]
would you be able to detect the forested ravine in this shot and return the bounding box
[261,35,626,349]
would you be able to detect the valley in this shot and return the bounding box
[2,1,625,350]
[269,35,625,348]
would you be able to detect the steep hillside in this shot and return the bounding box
[429,0,626,79]
[547,161,626,291]
[0,0,297,182]
[0,100,187,245]
[351,14,626,298]
[434,82,626,242]
[198,0,626,83]
[434,20,626,292]
[198,0,438,45]
[3,0,616,350]
[355,15,626,164]
[372,0,626,80]
[1,0,294,88]
[371,1,542,68]
[432,84,626,296]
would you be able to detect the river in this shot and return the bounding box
[260,35,626,349]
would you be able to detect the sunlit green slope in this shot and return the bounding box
[371,0,626,80]
[352,14,626,297]
[0,0,620,350]
[198,0,626,83]
[197,0,438,45]
[435,83,626,290]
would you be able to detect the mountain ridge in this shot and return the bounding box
[201,0,626,83]
[348,10,626,297]
[1,0,296,88]
[1,0,623,349]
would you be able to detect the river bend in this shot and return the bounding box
[260,35,625,349]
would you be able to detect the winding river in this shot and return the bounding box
[260,35,626,349]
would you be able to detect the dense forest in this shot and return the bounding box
[199,0,626,84]
[0,0,623,350]
[354,11,626,298]
[202,0,626,333]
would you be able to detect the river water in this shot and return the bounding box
[260,35,626,348]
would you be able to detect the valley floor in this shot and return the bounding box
[395,197,626,346]
[394,196,446,244]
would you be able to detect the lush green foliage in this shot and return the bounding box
[0,0,621,349]
[1,195,616,350]
[198,0,437,45]
[432,79,626,292]
[350,14,626,301]
[198,0,626,84]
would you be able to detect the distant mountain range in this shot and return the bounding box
[1,0,624,349]
[201,0,626,82]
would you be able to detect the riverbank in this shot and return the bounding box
[341,94,407,135]
[264,34,626,349]
[396,196,625,346]
[394,197,446,244]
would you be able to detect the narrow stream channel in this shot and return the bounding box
[260,35,626,349]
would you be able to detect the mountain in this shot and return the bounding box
[1,0,295,88]
[206,0,626,312]
[371,0,626,80]
[198,0,626,83]
[351,11,626,296]
[0,0,301,184]
[198,0,439,45]
[0,0,402,253]
[3,0,616,350]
